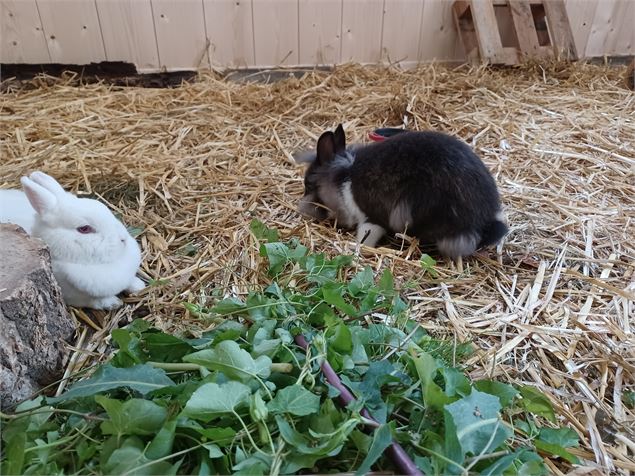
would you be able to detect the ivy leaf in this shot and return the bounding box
[211,297,247,317]
[146,418,177,460]
[144,333,195,362]
[203,443,224,458]
[267,385,320,416]
[250,219,279,242]
[377,268,394,295]
[518,386,556,422]
[53,364,175,401]
[190,426,237,446]
[251,327,282,357]
[183,381,251,421]
[534,440,580,464]
[444,390,512,460]
[348,266,374,296]
[351,360,402,423]
[473,380,519,408]
[354,424,393,476]
[111,328,145,366]
[322,283,357,317]
[481,448,544,475]
[250,391,269,422]
[275,415,357,456]
[420,254,438,278]
[330,322,353,353]
[96,396,167,436]
[411,351,450,410]
[260,241,307,276]
[535,427,580,464]
[538,427,579,448]
[103,436,176,475]
[441,367,471,398]
[184,340,272,382]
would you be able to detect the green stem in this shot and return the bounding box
[269,363,293,373]
[233,411,270,457]
[22,424,89,455]
[147,362,203,372]
[122,444,202,476]
[411,442,466,473]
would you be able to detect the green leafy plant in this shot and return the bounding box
[1,220,579,475]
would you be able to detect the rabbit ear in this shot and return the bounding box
[28,171,67,198]
[21,176,58,214]
[333,124,346,154]
[316,131,336,165]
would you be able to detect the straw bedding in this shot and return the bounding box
[1,61,633,473]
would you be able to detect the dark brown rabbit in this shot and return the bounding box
[296,124,508,258]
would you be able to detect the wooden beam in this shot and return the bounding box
[543,0,578,59]
[509,0,542,56]
[470,0,518,64]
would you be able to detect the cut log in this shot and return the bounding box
[0,224,76,408]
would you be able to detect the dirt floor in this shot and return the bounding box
[0,61,633,473]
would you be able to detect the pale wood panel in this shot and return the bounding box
[36,0,105,64]
[0,0,49,63]
[565,0,599,57]
[252,0,299,67]
[341,0,383,63]
[419,0,463,61]
[298,0,341,65]
[382,0,424,65]
[97,0,159,73]
[151,0,209,71]
[204,0,254,68]
[584,0,633,57]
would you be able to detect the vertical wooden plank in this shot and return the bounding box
[204,0,255,68]
[36,0,106,64]
[583,0,633,57]
[469,0,505,59]
[564,0,598,58]
[453,0,480,63]
[381,0,424,66]
[509,1,541,54]
[298,0,341,65]
[252,0,299,67]
[151,0,208,71]
[543,0,577,58]
[611,0,635,55]
[0,0,50,63]
[97,0,159,72]
[341,0,383,63]
[419,0,464,62]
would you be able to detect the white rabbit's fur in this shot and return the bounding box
[0,171,144,310]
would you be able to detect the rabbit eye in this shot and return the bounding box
[76,225,95,234]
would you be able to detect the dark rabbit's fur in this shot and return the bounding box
[297,124,508,258]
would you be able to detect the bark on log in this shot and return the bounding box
[0,224,75,408]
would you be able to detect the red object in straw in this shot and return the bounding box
[368,127,408,142]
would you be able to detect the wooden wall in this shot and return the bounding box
[1,0,633,72]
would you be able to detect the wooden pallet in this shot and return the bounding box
[453,0,577,65]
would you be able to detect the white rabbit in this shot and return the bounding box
[0,171,145,310]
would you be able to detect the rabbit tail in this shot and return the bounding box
[478,219,508,248]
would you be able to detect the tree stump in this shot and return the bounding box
[0,224,76,408]
[626,59,634,91]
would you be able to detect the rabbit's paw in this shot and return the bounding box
[90,296,123,310]
[126,277,146,294]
